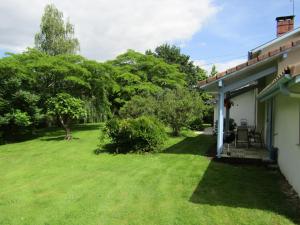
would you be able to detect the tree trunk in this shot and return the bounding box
[58,116,72,141]
[172,127,180,136]
[65,126,72,141]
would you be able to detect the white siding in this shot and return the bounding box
[230,90,256,127]
[214,89,256,127]
[274,94,300,195]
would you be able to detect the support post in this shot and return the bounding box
[225,97,230,134]
[217,81,224,158]
[266,99,273,154]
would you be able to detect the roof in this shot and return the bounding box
[198,39,300,89]
[258,63,300,98]
[250,26,300,53]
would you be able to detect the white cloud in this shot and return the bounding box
[195,58,246,73]
[0,0,218,60]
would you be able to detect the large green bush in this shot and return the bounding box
[189,117,204,131]
[106,116,167,153]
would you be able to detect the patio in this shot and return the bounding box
[221,143,269,160]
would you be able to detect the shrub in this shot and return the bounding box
[189,117,204,131]
[158,88,204,136]
[105,116,167,153]
[119,95,157,118]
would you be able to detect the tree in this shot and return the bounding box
[158,88,204,136]
[46,93,86,140]
[108,50,186,113]
[147,44,207,87]
[0,54,43,141]
[35,4,79,55]
[119,95,157,118]
[210,65,218,76]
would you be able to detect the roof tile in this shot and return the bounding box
[207,76,217,83]
[292,39,300,46]
[226,67,237,74]
[280,42,293,51]
[236,62,248,70]
[198,79,207,86]
[198,39,300,88]
[258,53,269,61]
[247,57,258,66]
[217,71,226,78]
[269,48,280,57]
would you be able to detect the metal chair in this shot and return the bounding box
[235,127,250,148]
[240,118,248,127]
[251,128,264,148]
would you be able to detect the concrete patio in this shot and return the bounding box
[221,143,269,160]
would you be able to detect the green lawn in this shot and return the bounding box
[0,124,299,225]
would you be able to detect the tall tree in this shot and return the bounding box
[146,44,207,87]
[210,65,218,76]
[35,4,80,55]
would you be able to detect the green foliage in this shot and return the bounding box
[109,50,186,112]
[0,56,43,140]
[47,93,86,120]
[158,88,204,136]
[106,116,167,153]
[147,44,207,87]
[119,95,157,118]
[47,93,86,140]
[1,110,31,127]
[118,88,205,136]
[35,4,80,55]
[0,44,212,142]
[189,117,204,131]
[210,65,218,77]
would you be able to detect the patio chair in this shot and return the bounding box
[251,128,264,148]
[235,127,250,148]
[240,118,248,127]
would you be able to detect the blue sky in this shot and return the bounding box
[0,0,298,72]
[183,0,298,70]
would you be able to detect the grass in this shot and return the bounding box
[0,124,299,225]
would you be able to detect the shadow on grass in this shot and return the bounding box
[163,134,215,156]
[1,123,101,144]
[94,143,118,155]
[189,159,300,224]
[40,136,80,141]
[94,133,216,155]
[163,134,300,223]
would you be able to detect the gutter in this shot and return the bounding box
[258,74,300,101]
[279,75,300,98]
[258,74,291,102]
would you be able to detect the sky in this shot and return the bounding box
[0,0,298,72]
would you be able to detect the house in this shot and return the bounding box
[199,15,300,196]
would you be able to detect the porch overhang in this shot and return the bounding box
[199,58,279,93]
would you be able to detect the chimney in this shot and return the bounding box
[276,16,295,37]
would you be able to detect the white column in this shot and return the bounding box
[217,81,224,158]
[225,102,230,133]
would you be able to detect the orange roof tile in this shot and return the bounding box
[198,39,300,88]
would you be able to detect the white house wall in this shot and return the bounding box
[214,89,256,127]
[273,93,300,195]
